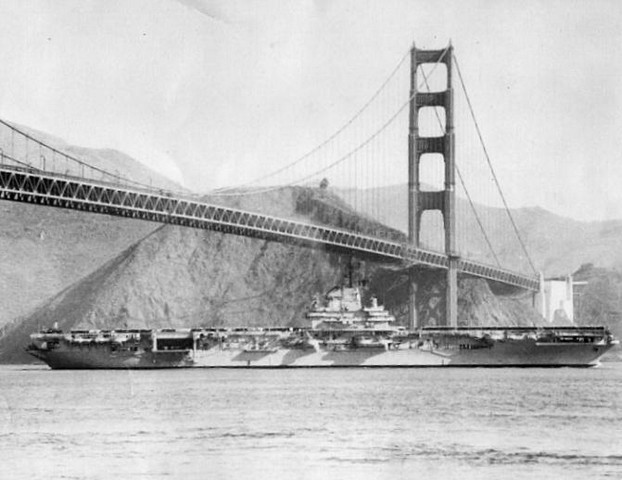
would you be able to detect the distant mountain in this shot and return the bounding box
[1,122,183,192]
[340,184,622,277]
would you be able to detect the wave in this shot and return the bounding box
[328,444,622,467]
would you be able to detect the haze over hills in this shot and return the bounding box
[0,122,183,192]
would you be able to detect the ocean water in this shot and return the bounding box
[0,364,620,480]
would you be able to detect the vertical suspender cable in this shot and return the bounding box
[453,55,537,274]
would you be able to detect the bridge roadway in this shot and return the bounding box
[0,165,540,291]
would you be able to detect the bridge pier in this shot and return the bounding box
[408,270,418,329]
[446,257,458,328]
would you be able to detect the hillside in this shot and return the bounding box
[0,122,183,326]
[0,204,156,326]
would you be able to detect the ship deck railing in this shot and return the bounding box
[418,326,611,332]
[37,325,613,339]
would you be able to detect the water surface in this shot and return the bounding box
[1,364,620,479]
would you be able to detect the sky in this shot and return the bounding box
[0,0,621,221]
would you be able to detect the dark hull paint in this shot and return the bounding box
[28,340,615,370]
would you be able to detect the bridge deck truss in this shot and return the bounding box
[0,166,539,291]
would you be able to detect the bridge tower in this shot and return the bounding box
[408,43,458,328]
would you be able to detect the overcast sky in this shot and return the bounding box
[0,0,621,221]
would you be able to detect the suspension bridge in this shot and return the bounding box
[0,43,541,328]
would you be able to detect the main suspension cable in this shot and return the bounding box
[211,50,411,194]
[0,118,164,192]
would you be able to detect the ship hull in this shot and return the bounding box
[28,281,618,369]
[28,339,615,369]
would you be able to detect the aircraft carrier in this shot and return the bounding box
[27,280,618,369]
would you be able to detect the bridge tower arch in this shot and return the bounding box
[408,43,458,328]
